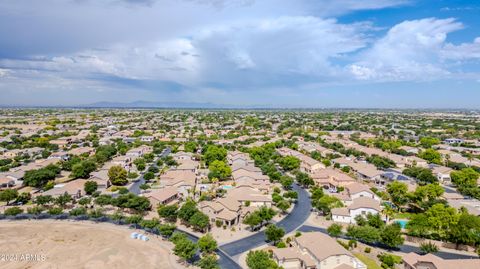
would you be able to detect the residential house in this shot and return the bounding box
[159,170,197,198]
[199,197,241,226]
[332,197,382,224]
[402,252,480,269]
[310,168,355,192]
[272,232,366,269]
[143,187,179,208]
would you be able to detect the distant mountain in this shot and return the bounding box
[82,100,231,109]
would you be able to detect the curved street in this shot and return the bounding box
[219,183,312,257]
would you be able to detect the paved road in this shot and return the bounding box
[220,183,311,257]
[298,225,479,260]
[179,228,242,269]
[128,147,171,195]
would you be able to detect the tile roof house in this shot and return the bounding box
[226,185,273,207]
[344,182,381,201]
[402,252,480,269]
[272,232,366,269]
[42,179,90,198]
[159,170,197,198]
[143,187,179,208]
[311,168,355,192]
[332,196,382,224]
[199,196,241,226]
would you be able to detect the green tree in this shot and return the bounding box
[71,160,97,179]
[327,223,343,237]
[204,145,227,165]
[158,204,178,222]
[23,164,60,188]
[279,156,300,171]
[314,195,343,215]
[448,212,480,246]
[386,181,409,208]
[346,225,381,244]
[276,199,291,213]
[451,168,479,187]
[189,211,210,232]
[380,223,404,248]
[243,211,263,230]
[418,149,442,164]
[198,234,218,254]
[0,189,18,205]
[143,171,155,181]
[265,224,285,244]
[366,213,385,229]
[158,223,176,238]
[407,204,459,239]
[14,192,31,204]
[34,195,53,206]
[178,199,198,223]
[246,250,280,269]
[108,165,128,186]
[126,214,143,228]
[134,158,146,171]
[95,194,112,206]
[84,180,98,195]
[196,254,219,269]
[420,137,440,148]
[185,141,198,153]
[173,237,198,262]
[208,160,232,181]
[296,172,314,187]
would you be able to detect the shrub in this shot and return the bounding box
[295,231,302,237]
[348,239,357,249]
[27,206,45,215]
[4,206,23,216]
[420,242,439,254]
[364,247,372,253]
[377,253,402,269]
[48,207,64,215]
[337,240,349,250]
[276,241,286,248]
[215,220,222,228]
[69,207,87,216]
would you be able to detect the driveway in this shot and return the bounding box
[219,183,311,257]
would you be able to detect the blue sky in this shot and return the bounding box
[0,0,479,108]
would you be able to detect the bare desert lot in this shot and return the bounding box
[0,220,184,269]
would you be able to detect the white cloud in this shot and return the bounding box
[349,18,464,81]
[0,68,8,77]
[311,0,408,16]
[191,16,369,86]
[441,37,480,60]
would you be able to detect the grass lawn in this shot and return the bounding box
[354,253,382,269]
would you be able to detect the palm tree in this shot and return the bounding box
[382,204,396,223]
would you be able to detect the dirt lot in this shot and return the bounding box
[0,220,185,269]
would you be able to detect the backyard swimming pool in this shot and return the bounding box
[395,219,409,229]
